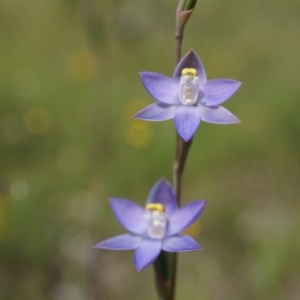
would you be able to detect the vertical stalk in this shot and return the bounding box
[169,1,194,297]
[169,134,192,299]
[153,1,195,299]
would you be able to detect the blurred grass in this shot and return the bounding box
[1,0,300,299]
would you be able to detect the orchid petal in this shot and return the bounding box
[93,234,142,250]
[139,72,180,105]
[146,179,177,216]
[167,201,206,236]
[201,79,242,106]
[133,102,177,121]
[174,106,201,142]
[173,49,207,85]
[133,239,162,271]
[109,198,146,235]
[162,235,201,252]
[198,106,241,124]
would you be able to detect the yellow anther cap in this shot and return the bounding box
[146,203,165,213]
[181,68,197,77]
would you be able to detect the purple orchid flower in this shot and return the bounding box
[93,179,206,271]
[133,49,242,142]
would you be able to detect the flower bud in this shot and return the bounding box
[176,0,197,28]
[181,0,197,11]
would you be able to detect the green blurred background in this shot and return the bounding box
[1,0,300,299]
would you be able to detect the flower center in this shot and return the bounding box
[145,203,167,239]
[179,68,199,106]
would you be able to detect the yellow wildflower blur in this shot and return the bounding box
[123,99,154,148]
[23,107,52,135]
[66,50,99,82]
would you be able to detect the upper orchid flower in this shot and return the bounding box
[133,49,241,141]
[93,179,206,271]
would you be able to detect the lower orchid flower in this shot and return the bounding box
[133,49,241,141]
[93,179,206,271]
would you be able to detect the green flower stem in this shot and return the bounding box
[153,1,194,299]
[168,1,194,296]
